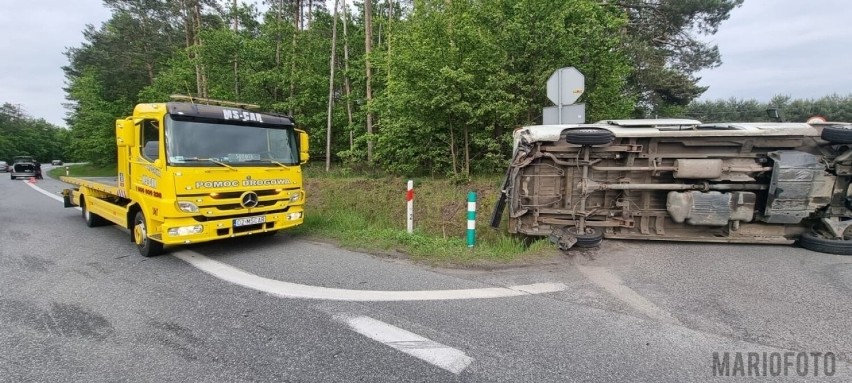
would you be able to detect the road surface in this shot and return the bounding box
[1,168,851,381]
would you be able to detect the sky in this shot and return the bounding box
[696,0,852,101]
[1,0,851,127]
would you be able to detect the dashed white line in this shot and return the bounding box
[338,314,473,374]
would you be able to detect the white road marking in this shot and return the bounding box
[25,181,74,206]
[339,314,473,374]
[173,249,566,301]
[27,181,567,301]
[577,265,681,325]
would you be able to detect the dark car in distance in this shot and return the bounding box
[51,160,63,165]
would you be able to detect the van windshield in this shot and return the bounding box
[164,115,298,166]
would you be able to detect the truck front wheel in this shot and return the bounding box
[133,211,163,257]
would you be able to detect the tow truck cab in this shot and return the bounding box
[62,99,309,256]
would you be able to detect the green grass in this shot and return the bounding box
[49,163,557,264]
[292,174,558,264]
[48,163,117,179]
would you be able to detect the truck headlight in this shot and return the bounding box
[289,192,301,202]
[176,201,199,213]
[287,212,302,220]
[168,225,203,236]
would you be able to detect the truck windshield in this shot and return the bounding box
[164,115,298,166]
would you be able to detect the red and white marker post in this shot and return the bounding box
[406,180,414,234]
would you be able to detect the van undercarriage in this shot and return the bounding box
[491,120,852,255]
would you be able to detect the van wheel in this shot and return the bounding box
[81,197,109,227]
[566,226,604,248]
[564,128,615,146]
[133,211,163,257]
[820,125,852,144]
[798,231,852,255]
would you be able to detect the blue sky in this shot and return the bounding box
[1,0,850,127]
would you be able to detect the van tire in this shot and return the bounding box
[566,226,604,248]
[798,231,852,255]
[820,125,852,144]
[564,128,615,146]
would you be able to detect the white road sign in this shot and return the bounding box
[546,67,584,105]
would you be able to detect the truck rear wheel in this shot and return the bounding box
[133,211,163,257]
[81,197,109,227]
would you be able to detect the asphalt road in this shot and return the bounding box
[2,168,851,382]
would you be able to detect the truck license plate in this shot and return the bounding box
[233,216,266,227]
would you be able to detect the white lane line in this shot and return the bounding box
[577,265,681,325]
[173,250,566,301]
[27,181,567,301]
[339,314,473,374]
[25,181,76,206]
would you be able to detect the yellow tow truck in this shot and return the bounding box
[61,97,309,257]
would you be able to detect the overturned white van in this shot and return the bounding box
[490,119,852,255]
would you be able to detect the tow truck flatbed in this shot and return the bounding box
[60,176,124,197]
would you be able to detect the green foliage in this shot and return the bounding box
[65,70,130,166]
[376,0,632,175]
[684,94,852,123]
[55,0,738,174]
[0,103,70,163]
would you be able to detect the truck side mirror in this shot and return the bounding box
[116,119,136,147]
[296,129,310,164]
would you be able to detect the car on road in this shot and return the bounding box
[0,161,8,172]
[10,156,42,180]
[492,119,852,255]
[51,159,63,166]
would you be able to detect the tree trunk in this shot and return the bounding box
[233,0,240,100]
[182,0,202,96]
[386,0,392,85]
[463,124,470,177]
[273,0,283,102]
[364,0,374,163]
[325,0,339,172]
[342,3,354,150]
[138,9,155,84]
[449,123,457,175]
[192,0,207,97]
[289,0,301,115]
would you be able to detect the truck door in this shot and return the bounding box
[134,119,164,203]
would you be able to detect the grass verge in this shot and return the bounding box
[292,170,558,265]
[48,163,117,179]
